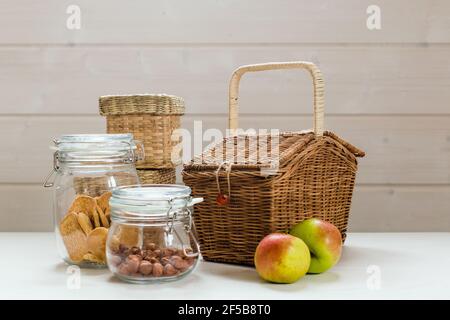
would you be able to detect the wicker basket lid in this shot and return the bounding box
[185,131,365,171]
[99,94,185,116]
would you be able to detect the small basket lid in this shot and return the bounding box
[99,94,185,116]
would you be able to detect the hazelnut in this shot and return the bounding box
[128,254,142,262]
[117,263,130,276]
[110,255,122,267]
[170,255,185,269]
[125,256,140,273]
[185,257,195,266]
[163,264,178,276]
[152,263,163,277]
[150,257,159,264]
[119,244,129,254]
[180,262,192,272]
[161,248,175,257]
[145,250,157,258]
[160,257,170,266]
[130,246,141,255]
[142,253,152,261]
[142,255,151,262]
[154,249,161,257]
[144,242,156,251]
[138,260,153,276]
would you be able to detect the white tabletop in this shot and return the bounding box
[0,232,449,300]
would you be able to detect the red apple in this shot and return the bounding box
[290,218,342,274]
[254,233,310,284]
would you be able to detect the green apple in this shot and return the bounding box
[290,218,342,274]
[254,233,310,284]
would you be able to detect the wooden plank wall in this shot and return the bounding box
[0,0,449,231]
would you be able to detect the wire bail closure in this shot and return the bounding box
[43,151,60,188]
[164,198,200,258]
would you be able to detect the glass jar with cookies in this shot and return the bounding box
[44,134,143,268]
[106,185,202,283]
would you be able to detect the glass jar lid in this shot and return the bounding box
[52,134,144,165]
[110,184,203,219]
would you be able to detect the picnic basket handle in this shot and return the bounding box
[228,61,324,136]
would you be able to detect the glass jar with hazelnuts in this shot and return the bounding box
[106,184,202,283]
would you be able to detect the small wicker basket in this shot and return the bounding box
[99,94,185,169]
[183,61,365,266]
[137,168,176,185]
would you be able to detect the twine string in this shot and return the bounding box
[215,161,233,198]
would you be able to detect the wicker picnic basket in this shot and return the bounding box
[182,61,365,266]
[99,94,185,169]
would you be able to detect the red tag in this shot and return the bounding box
[216,193,230,206]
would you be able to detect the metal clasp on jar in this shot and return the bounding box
[165,197,202,258]
[43,151,60,188]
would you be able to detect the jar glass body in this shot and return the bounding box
[106,185,201,283]
[54,163,140,268]
[48,134,143,268]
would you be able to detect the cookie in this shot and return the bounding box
[104,206,111,221]
[60,212,88,262]
[92,205,101,228]
[76,212,93,235]
[96,204,109,228]
[87,227,108,261]
[67,195,97,223]
[96,191,111,212]
[82,252,105,264]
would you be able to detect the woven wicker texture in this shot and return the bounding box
[99,94,185,116]
[137,168,176,184]
[182,61,365,266]
[99,94,184,169]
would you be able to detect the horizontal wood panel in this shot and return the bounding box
[1,184,448,232]
[1,45,450,115]
[0,1,449,44]
[0,185,53,231]
[349,186,450,232]
[0,114,449,184]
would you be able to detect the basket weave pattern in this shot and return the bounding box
[106,114,181,168]
[137,168,176,185]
